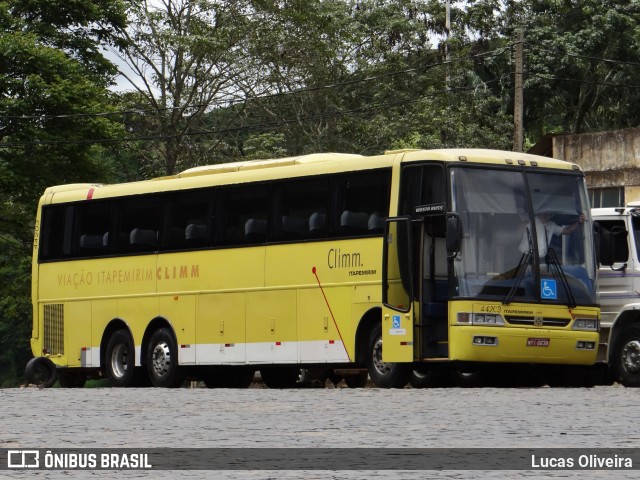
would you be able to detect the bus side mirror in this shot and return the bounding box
[446,214,461,255]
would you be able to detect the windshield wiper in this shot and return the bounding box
[545,248,577,308]
[503,227,533,306]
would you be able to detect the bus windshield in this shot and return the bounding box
[449,167,597,306]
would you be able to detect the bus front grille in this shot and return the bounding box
[43,304,64,355]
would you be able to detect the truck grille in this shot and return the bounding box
[43,304,64,355]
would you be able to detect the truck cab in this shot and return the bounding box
[592,203,640,386]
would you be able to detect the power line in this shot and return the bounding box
[531,45,640,69]
[0,80,500,149]
[0,46,512,122]
[529,73,640,90]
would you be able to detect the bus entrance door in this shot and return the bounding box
[382,217,414,362]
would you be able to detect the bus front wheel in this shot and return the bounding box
[146,328,185,388]
[366,323,410,388]
[614,325,640,387]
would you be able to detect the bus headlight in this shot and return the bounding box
[456,312,505,326]
[572,319,598,331]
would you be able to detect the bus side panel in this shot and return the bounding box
[91,299,118,368]
[160,294,196,364]
[246,290,297,363]
[298,287,352,363]
[64,301,92,367]
[195,292,246,364]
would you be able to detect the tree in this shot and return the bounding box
[0,0,127,385]
[502,0,640,136]
[112,0,257,175]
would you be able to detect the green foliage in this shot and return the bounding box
[0,250,32,386]
[0,0,127,386]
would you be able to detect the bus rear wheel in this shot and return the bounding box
[366,323,410,388]
[105,329,136,387]
[146,328,185,388]
[614,325,640,387]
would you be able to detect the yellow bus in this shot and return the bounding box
[26,149,600,388]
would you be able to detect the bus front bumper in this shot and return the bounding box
[449,326,599,365]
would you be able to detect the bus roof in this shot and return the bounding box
[42,149,580,204]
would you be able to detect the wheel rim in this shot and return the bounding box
[110,343,130,379]
[372,337,391,376]
[151,341,172,378]
[621,339,640,374]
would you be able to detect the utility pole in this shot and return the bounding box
[445,0,451,87]
[513,30,524,152]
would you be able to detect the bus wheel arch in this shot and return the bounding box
[143,318,185,388]
[354,307,381,365]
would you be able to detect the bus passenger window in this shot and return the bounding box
[163,190,212,250]
[216,186,269,246]
[273,178,329,241]
[39,206,66,261]
[73,201,111,257]
[334,169,390,237]
[115,196,161,253]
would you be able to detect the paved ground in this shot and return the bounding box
[1,384,639,479]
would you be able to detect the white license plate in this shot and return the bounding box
[527,338,550,347]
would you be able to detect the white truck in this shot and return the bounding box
[592,203,640,387]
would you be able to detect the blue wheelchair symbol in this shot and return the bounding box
[541,279,557,300]
[392,315,401,329]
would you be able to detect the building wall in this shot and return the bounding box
[551,127,640,203]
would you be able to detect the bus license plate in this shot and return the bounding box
[527,338,550,347]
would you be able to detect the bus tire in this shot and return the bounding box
[58,371,86,388]
[366,323,410,388]
[25,357,57,388]
[146,328,185,388]
[105,329,136,387]
[260,366,300,388]
[613,325,640,387]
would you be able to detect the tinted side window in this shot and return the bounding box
[334,169,391,236]
[39,205,67,261]
[72,201,111,257]
[162,190,212,250]
[596,219,629,265]
[215,185,269,246]
[113,196,162,253]
[273,178,330,241]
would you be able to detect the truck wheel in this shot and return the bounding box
[366,323,410,388]
[25,357,57,388]
[614,325,640,387]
